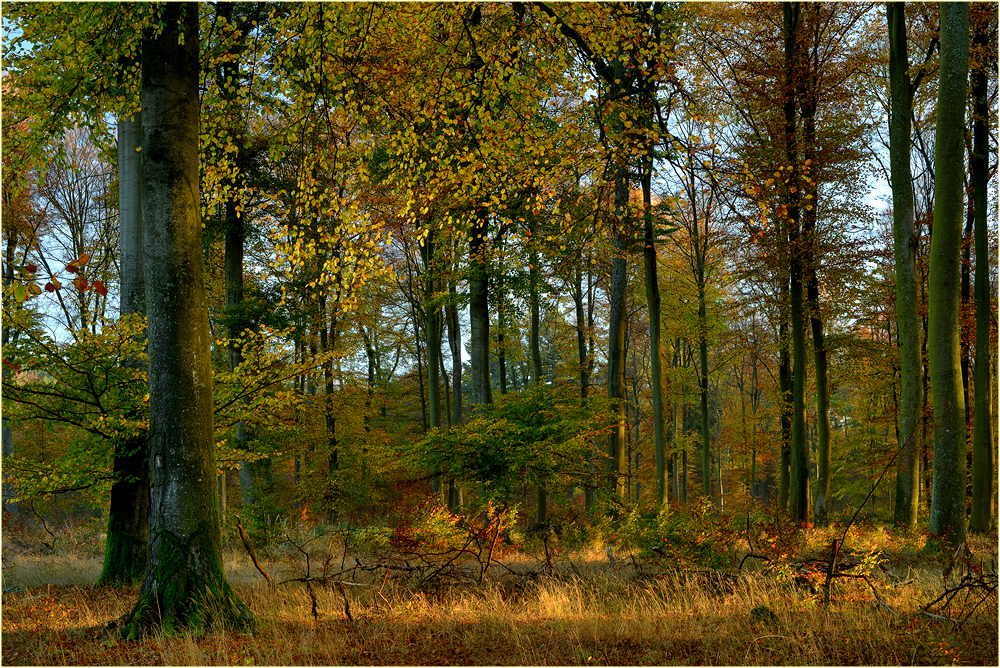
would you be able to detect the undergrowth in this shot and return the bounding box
[2,503,997,666]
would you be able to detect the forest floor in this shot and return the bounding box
[1,516,997,666]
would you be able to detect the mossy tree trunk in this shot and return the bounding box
[97,111,150,587]
[968,4,995,534]
[927,1,969,551]
[122,2,252,635]
[783,1,809,522]
[887,2,922,531]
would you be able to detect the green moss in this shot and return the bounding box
[118,522,254,639]
[95,529,146,587]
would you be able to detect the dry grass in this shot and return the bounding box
[2,527,996,666]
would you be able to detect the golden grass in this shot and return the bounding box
[2,534,996,666]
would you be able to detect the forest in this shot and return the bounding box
[1,2,997,665]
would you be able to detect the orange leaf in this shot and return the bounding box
[93,280,108,297]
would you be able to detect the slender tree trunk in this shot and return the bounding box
[927,2,969,550]
[1,230,16,514]
[784,1,809,522]
[423,232,443,495]
[800,67,831,526]
[321,295,342,519]
[642,120,667,508]
[778,295,792,513]
[607,158,630,503]
[469,208,492,407]
[405,251,428,432]
[98,111,150,586]
[969,8,994,533]
[447,277,463,428]
[888,2,922,530]
[424,232,441,430]
[124,3,252,633]
[446,269,462,511]
[672,340,681,505]
[528,217,547,522]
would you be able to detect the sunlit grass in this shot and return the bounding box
[2,519,996,665]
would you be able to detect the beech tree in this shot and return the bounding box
[887,2,923,532]
[967,3,996,535]
[927,1,969,550]
[122,2,252,633]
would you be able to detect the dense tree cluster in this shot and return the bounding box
[1,2,996,632]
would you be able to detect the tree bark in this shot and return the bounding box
[642,109,667,508]
[447,276,462,427]
[97,111,150,587]
[798,24,831,526]
[927,1,969,550]
[122,3,251,633]
[528,216,547,522]
[607,152,630,503]
[469,208,492,407]
[968,6,994,534]
[783,1,809,522]
[888,2,922,530]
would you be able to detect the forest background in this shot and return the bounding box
[0,1,997,663]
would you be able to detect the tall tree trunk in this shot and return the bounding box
[1,233,16,514]
[423,231,443,495]
[215,2,268,513]
[423,231,441,430]
[799,42,831,526]
[124,2,252,634]
[528,217,547,522]
[778,287,792,513]
[672,339,681,504]
[968,7,994,534]
[642,114,667,508]
[607,153,630,503]
[321,294,342,520]
[447,276,463,427]
[98,111,150,587]
[573,257,594,510]
[927,2,969,550]
[446,271,463,511]
[784,1,809,521]
[405,249,428,432]
[888,2,922,530]
[469,208,492,407]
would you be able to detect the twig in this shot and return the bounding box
[236,516,273,585]
[337,582,354,623]
[27,501,56,553]
[918,609,961,623]
[738,553,772,572]
[377,545,393,602]
[305,579,318,621]
[823,538,839,611]
[418,532,478,588]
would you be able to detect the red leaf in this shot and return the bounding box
[73,277,89,292]
[65,263,79,274]
[25,263,37,273]
[93,280,108,297]
[45,282,55,292]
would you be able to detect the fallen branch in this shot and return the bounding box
[236,516,273,585]
[738,552,772,572]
